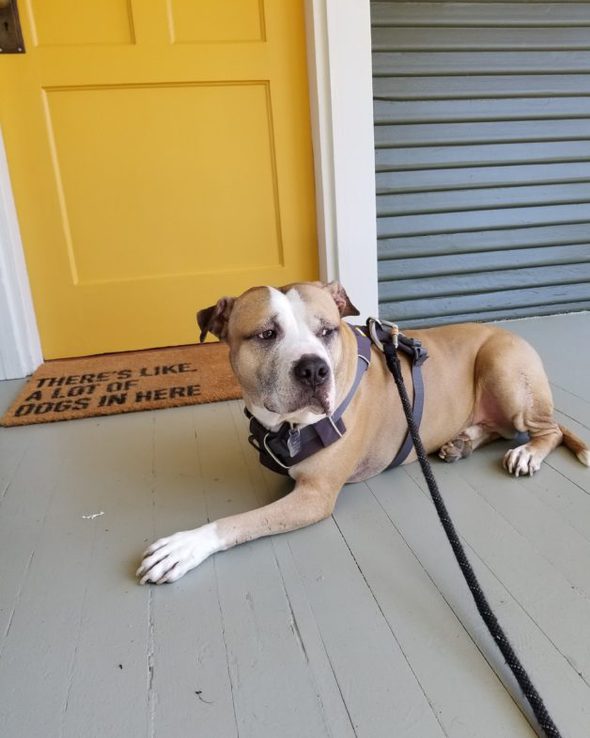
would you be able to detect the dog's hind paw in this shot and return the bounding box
[439,436,472,463]
[503,445,541,477]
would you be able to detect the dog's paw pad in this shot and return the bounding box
[503,445,541,477]
[439,437,471,463]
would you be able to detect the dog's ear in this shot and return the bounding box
[196,297,235,342]
[322,281,360,318]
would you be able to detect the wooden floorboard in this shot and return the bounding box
[0,313,589,737]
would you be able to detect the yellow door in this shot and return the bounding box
[0,0,318,359]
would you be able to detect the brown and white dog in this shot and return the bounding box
[137,281,589,584]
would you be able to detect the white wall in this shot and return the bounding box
[0,129,42,380]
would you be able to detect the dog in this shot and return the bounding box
[137,281,589,584]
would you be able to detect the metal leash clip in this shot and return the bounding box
[367,317,400,351]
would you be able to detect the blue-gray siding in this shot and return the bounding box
[372,1,590,326]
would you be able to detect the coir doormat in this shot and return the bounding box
[1,343,242,427]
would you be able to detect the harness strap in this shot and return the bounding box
[361,321,428,469]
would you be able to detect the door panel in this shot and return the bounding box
[1,0,317,358]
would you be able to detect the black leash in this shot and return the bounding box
[380,329,562,738]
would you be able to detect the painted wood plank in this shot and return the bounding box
[371,3,590,27]
[375,119,590,148]
[379,263,590,301]
[375,141,590,171]
[373,51,590,75]
[503,311,590,402]
[376,162,590,194]
[58,413,159,738]
[379,283,590,321]
[378,223,590,259]
[378,244,590,281]
[0,414,154,738]
[0,413,28,501]
[366,467,590,738]
[280,520,447,737]
[380,301,590,327]
[374,96,590,124]
[404,460,590,686]
[0,427,67,644]
[377,202,590,237]
[373,74,590,100]
[333,482,535,737]
[372,26,590,51]
[377,182,590,217]
[440,442,590,598]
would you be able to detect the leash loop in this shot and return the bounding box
[368,317,399,350]
[380,329,563,738]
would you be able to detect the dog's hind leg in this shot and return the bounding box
[439,424,500,463]
[495,348,562,477]
[503,414,562,477]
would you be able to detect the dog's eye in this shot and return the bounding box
[257,329,277,341]
[319,327,336,339]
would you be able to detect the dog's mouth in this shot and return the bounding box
[264,388,333,418]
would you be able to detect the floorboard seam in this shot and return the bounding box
[399,469,590,691]
[446,465,590,605]
[330,508,449,737]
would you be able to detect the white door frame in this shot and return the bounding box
[305,0,379,320]
[0,128,43,380]
[0,0,377,380]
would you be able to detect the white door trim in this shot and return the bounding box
[304,0,379,320]
[0,2,377,379]
[0,128,43,380]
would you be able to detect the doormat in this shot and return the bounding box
[0,342,242,427]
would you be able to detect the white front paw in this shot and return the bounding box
[136,523,220,584]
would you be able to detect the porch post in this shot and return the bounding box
[304,0,379,319]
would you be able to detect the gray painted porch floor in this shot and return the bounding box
[1,313,589,738]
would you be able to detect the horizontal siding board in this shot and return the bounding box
[374,119,590,148]
[373,75,590,100]
[372,27,590,51]
[378,223,590,258]
[378,282,590,321]
[379,301,590,327]
[376,181,590,216]
[378,243,590,280]
[376,162,590,194]
[378,262,590,300]
[377,202,590,237]
[374,97,590,124]
[373,51,590,75]
[372,2,590,323]
[375,141,590,170]
[371,3,590,27]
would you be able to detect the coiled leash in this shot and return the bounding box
[368,318,563,738]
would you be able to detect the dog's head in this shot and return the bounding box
[197,281,359,426]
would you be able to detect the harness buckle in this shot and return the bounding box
[367,317,399,351]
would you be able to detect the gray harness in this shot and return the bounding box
[246,322,428,476]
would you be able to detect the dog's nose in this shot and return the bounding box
[293,355,330,389]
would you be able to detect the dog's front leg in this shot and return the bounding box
[137,478,339,584]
